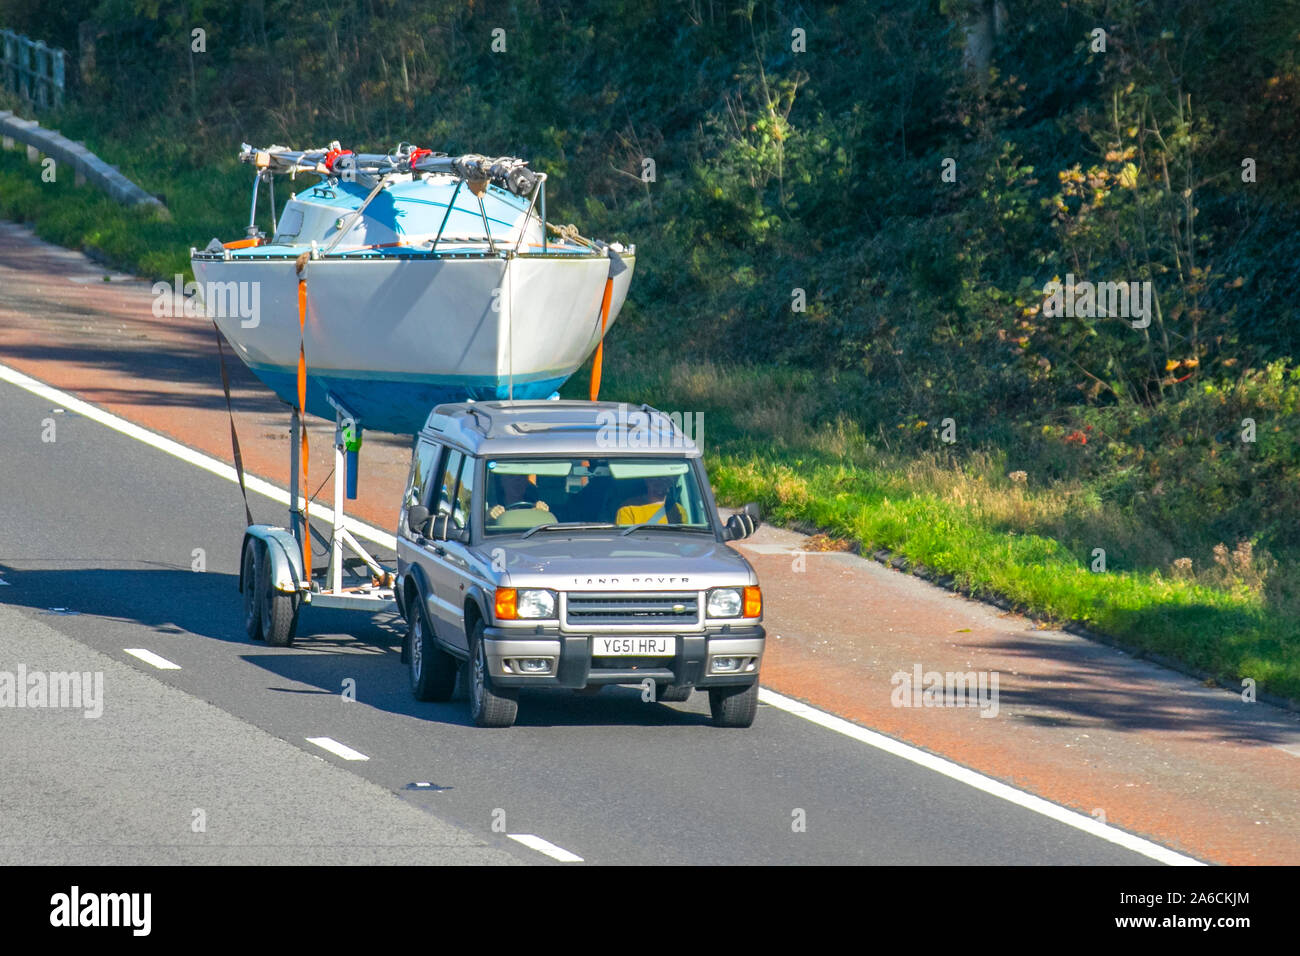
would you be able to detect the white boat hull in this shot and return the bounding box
[193,251,634,433]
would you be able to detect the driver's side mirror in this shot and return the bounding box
[722,503,761,541]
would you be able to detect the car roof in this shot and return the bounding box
[420,400,702,458]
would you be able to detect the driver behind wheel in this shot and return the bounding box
[488,472,551,520]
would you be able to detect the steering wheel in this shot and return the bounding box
[504,500,537,511]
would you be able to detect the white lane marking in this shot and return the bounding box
[0,362,1204,865]
[306,736,370,761]
[0,362,397,550]
[508,834,584,862]
[123,648,182,670]
[758,688,1204,866]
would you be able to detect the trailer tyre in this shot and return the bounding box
[242,541,263,641]
[257,548,299,647]
[469,619,517,728]
[408,600,457,702]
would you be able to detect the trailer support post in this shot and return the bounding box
[289,406,303,546]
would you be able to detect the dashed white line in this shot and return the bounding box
[508,834,584,862]
[757,687,1204,866]
[123,648,181,670]
[306,736,370,761]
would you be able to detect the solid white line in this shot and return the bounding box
[757,688,1204,866]
[507,834,584,862]
[0,361,397,550]
[305,736,370,761]
[123,648,181,670]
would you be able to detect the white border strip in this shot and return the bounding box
[759,688,1204,866]
[306,736,370,761]
[0,361,397,550]
[123,648,181,670]
[508,833,584,862]
[0,361,1202,866]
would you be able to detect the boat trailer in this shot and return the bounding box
[238,396,396,646]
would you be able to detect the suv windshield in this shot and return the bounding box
[482,457,713,535]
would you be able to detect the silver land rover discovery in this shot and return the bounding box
[395,401,765,728]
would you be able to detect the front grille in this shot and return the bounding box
[565,591,698,628]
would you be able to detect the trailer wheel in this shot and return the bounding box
[242,541,263,641]
[469,619,517,728]
[257,549,299,647]
[408,600,457,702]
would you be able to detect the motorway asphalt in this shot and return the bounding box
[0,378,1159,864]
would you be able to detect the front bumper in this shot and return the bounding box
[482,625,765,689]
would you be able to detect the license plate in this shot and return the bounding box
[592,636,676,657]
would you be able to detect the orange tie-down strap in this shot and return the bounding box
[588,276,614,401]
[297,275,312,580]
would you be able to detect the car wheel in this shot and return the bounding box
[408,599,457,702]
[258,546,299,647]
[656,683,693,703]
[708,681,759,728]
[242,541,263,640]
[468,618,517,728]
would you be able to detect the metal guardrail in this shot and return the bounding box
[0,110,167,213]
[0,30,64,110]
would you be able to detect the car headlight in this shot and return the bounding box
[494,588,557,620]
[707,587,743,618]
[515,588,557,619]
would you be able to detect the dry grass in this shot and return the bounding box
[624,355,1280,591]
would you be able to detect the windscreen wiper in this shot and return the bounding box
[619,523,711,536]
[519,522,617,539]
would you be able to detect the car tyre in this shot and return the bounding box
[469,618,517,728]
[656,683,693,703]
[408,599,457,702]
[708,681,759,728]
